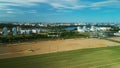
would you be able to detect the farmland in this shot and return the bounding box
[0,38,119,59]
[0,37,120,68]
[1,46,120,68]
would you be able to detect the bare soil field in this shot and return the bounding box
[0,38,120,59]
[108,37,120,41]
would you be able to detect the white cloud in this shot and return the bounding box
[6,11,14,14]
[48,0,87,9]
[91,0,120,8]
[0,0,120,12]
[0,0,48,10]
[0,0,84,10]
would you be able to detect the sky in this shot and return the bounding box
[0,0,120,23]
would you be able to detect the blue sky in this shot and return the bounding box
[0,0,120,23]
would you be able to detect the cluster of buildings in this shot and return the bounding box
[76,26,120,38]
[77,26,111,32]
[1,27,42,36]
[0,23,120,38]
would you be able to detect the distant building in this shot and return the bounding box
[16,26,21,34]
[82,26,87,31]
[26,30,32,34]
[90,26,96,31]
[98,31,108,38]
[96,27,111,31]
[19,29,41,35]
[20,29,32,34]
[32,29,37,34]
[36,29,41,34]
[77,26,85,32]
[2,27,8,36]
[20,30,26,34]
[114,30,120,36]
[12,27,17,36]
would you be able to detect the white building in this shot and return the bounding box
[77,26,85,32]
[114,30,120,36]
[83,26,87,31]
[20,29,32,34]
[2,27,8,36]
[90,26,111,31]
[12,27,17,36]
[20,29,41,34]
[90,26,96,31]
[96,27,111,31]
[20,30,26,34]
[32,29,37,33]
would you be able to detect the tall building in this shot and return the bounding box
[83,26,87,31]
[12,27,17,36]
[2,27,8,36]
[90,26,96,31]
[16,26,21,34]
[36,29,41,34]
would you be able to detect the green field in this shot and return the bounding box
[1,46,120,68]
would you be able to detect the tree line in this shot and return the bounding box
[0,31,90,44]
